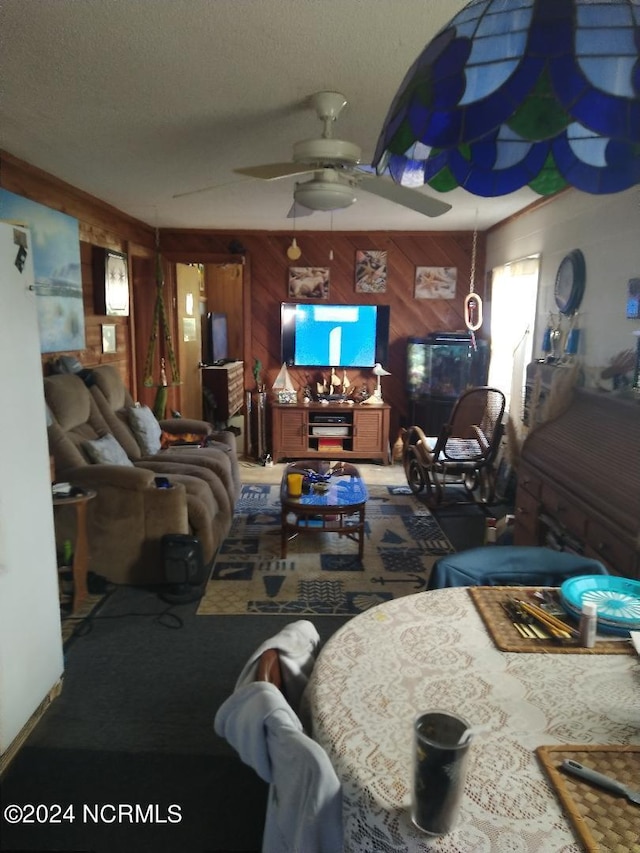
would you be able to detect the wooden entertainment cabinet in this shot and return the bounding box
[271,402,391,465]
[201,362,244,423]
[513,388,640,579]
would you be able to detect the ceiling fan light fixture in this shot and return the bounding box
[294,174,357,211]
[293,138,361,166]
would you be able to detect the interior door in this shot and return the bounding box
[176,263,204,419]
[205,262,243,358]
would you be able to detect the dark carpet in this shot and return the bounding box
[1,588,349,853]
[0,490,499,853]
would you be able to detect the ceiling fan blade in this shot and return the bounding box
[172,180,239,199]
[234,162,314,180]
[358,175,451,217]
[286,202,315,219]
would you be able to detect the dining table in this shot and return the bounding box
[305,587,640,852]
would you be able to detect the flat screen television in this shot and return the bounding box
[281,302,389,368]
[203,311,229,364]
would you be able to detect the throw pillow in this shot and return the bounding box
[128,404,162,455]
[82,434,134,466]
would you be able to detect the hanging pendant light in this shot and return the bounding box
[287,237,301,261]
[373,0,640,198]
[287,204,302,260]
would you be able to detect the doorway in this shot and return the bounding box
[175,263,204,419]
[163,251,247,426]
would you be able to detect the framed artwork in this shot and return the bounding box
[101,323,117,353]
[414,266,457,299]
[182,317,197,342]
[355,250,387,293]
[0,188,85,353]
[626,277,640,319]
[288,267,330,300]
[93,248,130,316]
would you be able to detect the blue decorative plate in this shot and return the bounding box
[560,575,640,633]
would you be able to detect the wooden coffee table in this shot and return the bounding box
[280,461,369,559]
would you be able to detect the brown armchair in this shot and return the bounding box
[44,373,225,586]
[89,364,241,505]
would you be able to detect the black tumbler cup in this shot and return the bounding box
[411,710,471,835]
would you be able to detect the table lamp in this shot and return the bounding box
[370,362,391,405]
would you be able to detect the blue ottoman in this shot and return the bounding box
[427,546,608,590]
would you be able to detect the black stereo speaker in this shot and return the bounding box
[162,534,205,586]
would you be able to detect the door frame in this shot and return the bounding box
[161,250,251,413]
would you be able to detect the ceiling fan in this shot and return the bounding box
[233,91,452,218]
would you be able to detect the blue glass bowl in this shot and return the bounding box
[303,469,332,483]
[560,575,640,635]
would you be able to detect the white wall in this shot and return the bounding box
[486,186,640,387]
[0,224,63,759]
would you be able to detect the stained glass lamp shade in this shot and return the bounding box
[373,0,640,197]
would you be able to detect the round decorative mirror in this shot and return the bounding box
[554,249,586,315]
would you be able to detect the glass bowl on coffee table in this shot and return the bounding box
[279,461,368,559]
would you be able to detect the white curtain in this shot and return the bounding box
[488,255,540,417]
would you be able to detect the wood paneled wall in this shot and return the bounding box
[0,150,156,393]
[159,229,487,439]
[2,151,487,442]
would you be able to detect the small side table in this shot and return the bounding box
[52,488,97,613]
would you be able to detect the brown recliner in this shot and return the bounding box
[44,373,226,586]
[89,364,241,507]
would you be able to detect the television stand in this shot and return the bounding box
[271,402,391,465]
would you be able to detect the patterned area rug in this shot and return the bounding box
[197,483,454,616]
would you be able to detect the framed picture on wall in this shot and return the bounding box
[627,277,640,319]
[93,248,130,316]
[414,266,457,299]
[0,188,86,353]
[101,323,117,353]
[288,267,330,299]
[355,250,387,292]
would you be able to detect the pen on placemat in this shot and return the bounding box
[516,601,574,638]
[516,600,578,639]
[500,602,550,640]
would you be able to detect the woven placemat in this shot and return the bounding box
[468,587,634,654]
[536,745,640,853]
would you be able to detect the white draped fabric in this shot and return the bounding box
[306,587,639,852]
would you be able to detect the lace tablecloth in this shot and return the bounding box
[306,588,640,852]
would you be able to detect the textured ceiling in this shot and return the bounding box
[0,0,541,232]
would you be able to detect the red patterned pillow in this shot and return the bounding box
[160,431,203,449]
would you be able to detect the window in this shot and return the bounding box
[487,256,540,418]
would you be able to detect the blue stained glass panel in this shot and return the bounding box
[467,32,528,64]
[494,129,535,169]
[476,8,533,36]
[576,28,637,57]
[451,2,488,27]
[579,56,637,97]
[374,0,640,197]
[566,126,609,166]
[577,4,633,26]
[461,61,519,104]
